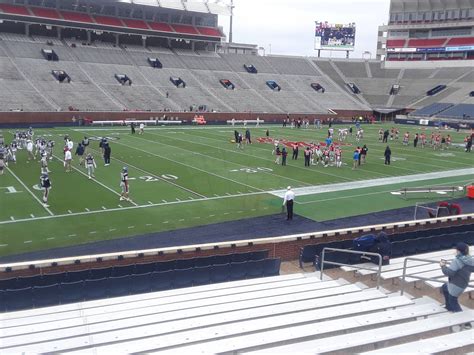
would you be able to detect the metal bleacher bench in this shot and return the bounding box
[91,119,183,126]
[391,186,464,199]
[227,119,264,125]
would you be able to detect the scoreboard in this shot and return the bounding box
[315,21,356,51]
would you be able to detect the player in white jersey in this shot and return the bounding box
[85,153,97,179]
[9,142,17,164]
[64,148,72,172]
[40,153,50,174]
[46,140,54,160]
[66,139,74,151]
[139,123,145,135]
[335,148,343,168]
[26,139,34,161]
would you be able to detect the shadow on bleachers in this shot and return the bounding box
[300,224,474,269]
[0,251,282,312]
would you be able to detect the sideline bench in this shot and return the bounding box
[391,186,464,199]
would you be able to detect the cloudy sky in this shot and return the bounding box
[218,0,391,58]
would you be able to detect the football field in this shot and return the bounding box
[0,123,472,258]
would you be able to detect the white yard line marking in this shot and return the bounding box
[270,169,474,198]
[1,170,471,226]
[128,226,135,229]
[176,129,356,181]
[76,139,207,199]
[137,132,313,187]
[5,166,54,216]
[0,244,8,247]
[145,224,152,226]
[47,237,55,240]
[89,231,97,234]
[51,153,139,207]
[24,241,32,244]
[112,137,264,193]
[68,234,77,237]
[109,228,117,232]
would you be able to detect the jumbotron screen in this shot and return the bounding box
[314,21,356,51]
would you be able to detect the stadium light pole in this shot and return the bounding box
[229,0,235,43]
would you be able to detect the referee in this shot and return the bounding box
[282,186,295,220]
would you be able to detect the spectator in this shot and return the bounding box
[440,243,474,317]
[384,146,391,165]
[369,232,392,265]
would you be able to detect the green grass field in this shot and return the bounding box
[0,123,472,258]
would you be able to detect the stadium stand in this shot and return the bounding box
[436,103,474,119]
[0,270,471,354]
[410,103,454,117]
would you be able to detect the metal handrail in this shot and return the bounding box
[400,257,474,295]
[320,248,383,289]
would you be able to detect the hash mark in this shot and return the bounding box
[148,201,153,205]
[109,228,117,232]
[68,234,77,237]
[163,221,169,224]
[85,208,90,212]
[118,204,123,208]
[89,231,97,234]
[24,241,32,244]
[101,206,107,210]
[47,237,55,240]
[10,216,14,221]
[209,215,215,217]
[0,244,7,247]
[176,198,181,201]
[30,214,35,218]
[128,226,135,229]
[162,200,167,203]
[179,219,185,222]
[67,210,72,214]
[146,224,152,226]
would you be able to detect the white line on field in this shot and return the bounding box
[101,206,107,210]
[118,204,123,208]
[89,231,97,234]
[51,153,138,207]
[24,241,32,244]
[109,228,117,232]
[162,200,167,203]
[0,244,8,247]
[270,168,474,198]
[5,166,54,216]
[74,135,206,199]
[10,216,14,221]
[47,237,55,240]
[30,214,35,218]
[68,210,73,214]
[1,170,471,226]
[113,136,264,193]
[136,132,313,187]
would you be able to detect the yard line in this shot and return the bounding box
[24,241,32,244]
[135,133,313,187]
[5,166,54,216]
[0,190,269,225]
[270,169,474,198]
[186,129,422,177]
[79,143,206,199]
[111,138,264,193]
[172,129,357,181]
[0,244,8,247]
[279,126,473,169]
[297,178,474,205]
[51,153,138,207]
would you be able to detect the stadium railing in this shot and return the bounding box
[1,213,473,273]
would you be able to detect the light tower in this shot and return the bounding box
[229,0,235,43]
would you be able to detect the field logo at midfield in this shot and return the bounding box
[88,136,120,141]
[0,186,22,194]
[230,167,273,174]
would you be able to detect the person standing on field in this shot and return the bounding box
[384,146,392,165]
[282,186,295,221]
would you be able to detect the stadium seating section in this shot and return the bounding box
[0,33,473,112]
[300,224,474,268]
[0,250,282,312]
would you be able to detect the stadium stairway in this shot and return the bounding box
[0,271,472,354]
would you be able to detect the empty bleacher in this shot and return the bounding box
[0,268,470,354]
[0,34,472,112]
